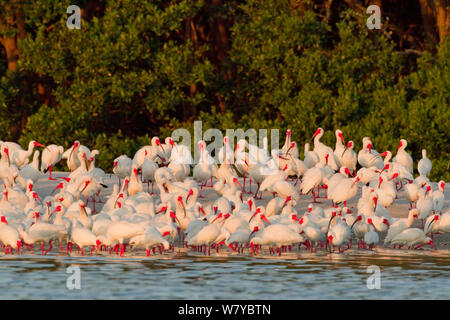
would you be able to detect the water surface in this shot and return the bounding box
[1,248,448,299]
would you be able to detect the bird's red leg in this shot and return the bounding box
[45,240,53,255]
[97,190,104,203]
[48,166,56,180]
[312,189,320,203]
[199,184,205,198]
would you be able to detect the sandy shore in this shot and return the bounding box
[35,172,450,251]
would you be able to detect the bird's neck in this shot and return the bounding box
[89,158,95,170]
[31,152,39,169]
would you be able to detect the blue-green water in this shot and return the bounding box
[1,248,448,299]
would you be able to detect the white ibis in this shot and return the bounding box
[19,151,41,184]
[358,137,383,169]
[390,228,434,250]
[128,165,143,197]
[340,141,357,174]
[333,129,345,167]
[141,157,159,194]
[300,163,327,203]
[249,223,304,255]
[11,141,45,169]
[432,181,445,213]
[193,141,214,196]
[18,215,66,255]
[40,144,64,180]
[393,139,413,174]
[129,226,170,256]
[329,175,360,207]
[70,219,100,255]
[417,149,432,177]
[218,136,234,165]
[113,155,132,188]
[312,128,339,170]
[0,223,21,254]
[417,185,434,222]
[97,221,145,256]
[303,143,320,169]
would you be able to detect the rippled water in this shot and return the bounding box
[1,248,449,299]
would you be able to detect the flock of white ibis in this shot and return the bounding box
[0,128,447,257]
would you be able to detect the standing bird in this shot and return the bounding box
[340,141,357,174]
[384,209,419,246]
[141,157,159,194]
[312,128,339,171]
[364,219,380,249]
[390,228,434,250]
[128,165,143,197]
[113,155,132,189]
[41,144,64,180]
[303,143,320,169]
[327,216,351,253]
[0,223,22,254]
[88,152,107,204]
[358,137,384,170]
[11,141,45,169]
[300,163,326,203]
[281,129,292,154]
[432,181,445,213]
[129,227,170,256]
[235,140,252,193]
[393,139,413,174]
[20,151,41,184]
[218,136,234,165]
[63,141,81,172]
[70,219,100,256]
[417,149,432,177]
[328,176,360,207]
[97,221,145,257]
[417,185,434,223]
[333,129,345,168]
[193,141,215,197]
[403,182,423,209]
